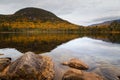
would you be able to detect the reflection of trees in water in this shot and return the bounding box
[0,33,120,53]
[0,33,80,53]
[87,33,120,43]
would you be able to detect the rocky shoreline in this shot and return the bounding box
[0,52,108,80]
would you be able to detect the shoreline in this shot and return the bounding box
[0,31,120,34]
[0,51,120,80]
[0,52,104,80]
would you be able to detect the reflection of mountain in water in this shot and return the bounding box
[0,33,80,53]
[86,33,120,43]
[1,37,120,80]
[0,33,120,53]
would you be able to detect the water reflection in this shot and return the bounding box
[49,37,120,80]
[0,33,120,53]
[0,33,120,80]
[0,33,80,53]
[0,48,23,61]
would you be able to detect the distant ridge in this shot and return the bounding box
[87,19,120,33]
[90,19,120,26]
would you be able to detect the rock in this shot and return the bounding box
[62,58,89,70]
[83,72,103,80]
[0,57,11,72]
[62,68,83,80]
[62,68,103,80]
[62,62,69,65]
[118,76,120,79]
[0,52,54,80]
[0,54,4,56]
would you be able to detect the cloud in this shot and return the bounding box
[0,0,120,25]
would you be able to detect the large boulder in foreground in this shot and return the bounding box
[62,58,89,70]
[62,68,103,80]
[0,57,11,72]
[0,52,54,80]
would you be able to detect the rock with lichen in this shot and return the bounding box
[0,52,54,80]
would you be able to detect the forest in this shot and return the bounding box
[0,7,120,33]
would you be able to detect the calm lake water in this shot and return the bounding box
[0,33,120,53]
[0,33,120,80]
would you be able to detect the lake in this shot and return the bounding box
[0,33,120,53]
[0,33,120,80]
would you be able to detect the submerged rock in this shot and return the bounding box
[62,68,103,80]
[0,57,11,72]
[62,68,83,80]
[0,52,54,80]
[62,58,89,70]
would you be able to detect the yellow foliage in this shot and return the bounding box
[0,21,79,30]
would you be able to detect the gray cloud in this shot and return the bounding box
[0,0,120,26]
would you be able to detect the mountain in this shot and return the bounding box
[14,8,58,19]
[0,7,63,22]
[90,19,120,27]
[0,7,119,33]
[0,7,79,32]
[87,19,120,33]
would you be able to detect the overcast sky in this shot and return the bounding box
[0,0,120,26]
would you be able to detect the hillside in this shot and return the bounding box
[86,19,120,33]
[0,7,119,33]
[90,19,120,27]
[0,7,79,32]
